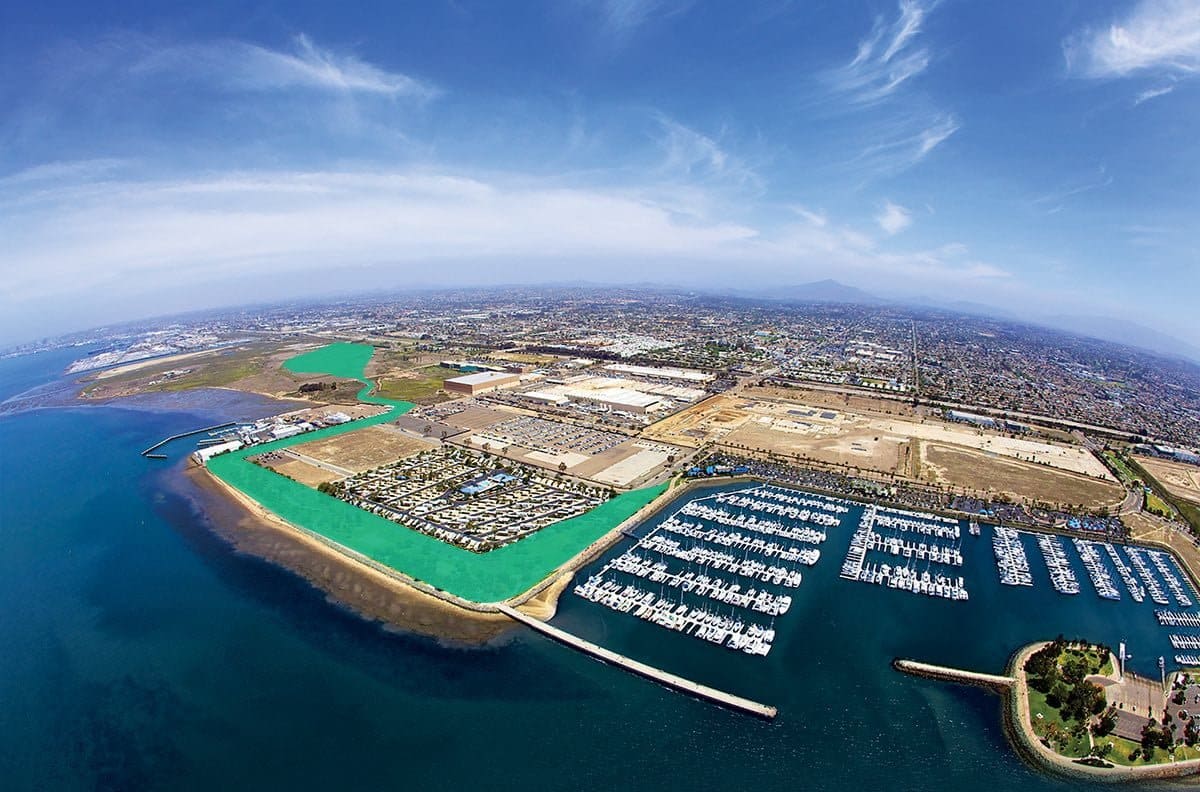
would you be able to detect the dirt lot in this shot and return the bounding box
[919,442,1123,508]
[260,456,340,487]
[743,384,924,419]
[642,394,753,447]
[295,425,436,473]
[723,420,903,474]
[1136,456,1200,505]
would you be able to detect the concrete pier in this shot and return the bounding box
[496,604,777,719]
[893,658,1016,693]
[141,421,236,457]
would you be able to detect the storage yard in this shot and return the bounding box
[335,447,608,551]
[398,400,688,489]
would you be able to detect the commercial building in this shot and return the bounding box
[190,440,243,466]
[445,371,520,395]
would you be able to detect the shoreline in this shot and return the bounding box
[1002,641,1200,783]
[190,441,687,639]
[186,464,519,645]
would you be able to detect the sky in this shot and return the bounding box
[0,0,1198,346]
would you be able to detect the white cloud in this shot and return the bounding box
[1133,83,1177,104]
[876,201,912,235]
[1032,166,1113,212]
[586,0,694,41]
[653,116,764,195]
[1065,0,1200,78]
[831,0,938,104]
[852,112,959,176]
[127,33,436,97]
[0,164,1009,323]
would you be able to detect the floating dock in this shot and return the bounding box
[141,421,236,457]
[496,604,777,719]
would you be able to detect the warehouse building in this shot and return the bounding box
[445,371,520,395]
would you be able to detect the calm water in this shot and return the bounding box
[0,350,1191,790]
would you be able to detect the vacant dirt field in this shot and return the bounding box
[258,457,338,487]
[642,394,752,447]
[723,420,903,474]
[296,425,435,472]
[1137,456,1200,505]
[742,384,923,419]
[920,443,1123,508]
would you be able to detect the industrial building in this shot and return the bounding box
[445,371,520,395]
[604,363,714,383]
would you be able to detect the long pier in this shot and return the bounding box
[495,604,777,719]
[892,658,1016,693]
[141,421,236,457]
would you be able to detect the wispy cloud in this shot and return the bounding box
[1065,0,1200,78]
[1133,83,1177,104]
[830,0,938,104]
[1032,166,1113,213]
[851,112,959,177]
[876,201,912,235]
[652,116,765,196]
[127,33,437,97]
[585,0,694,42]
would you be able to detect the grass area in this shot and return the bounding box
[1028,688,1091,758]
[81,344,278,395]
[1102,451,1140,487]
[1147,489,1175,519]
[283,343,376,381]
[1097,735,1200,766]
[491,352,558,365]
[1024,641,1116,760]
[1055,644,1113,676]
[1128,456,1200,535]
[207,343,668,602]
[376,365,451,403]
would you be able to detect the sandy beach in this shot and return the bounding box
[185,464,521,644]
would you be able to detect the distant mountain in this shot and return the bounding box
[1038,315,1200,364]
[710,279,1199,363]
[764,279,884,304]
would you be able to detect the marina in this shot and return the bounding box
[839,503,969,600]
[1157,610,1200,627]
[573,483,843,657]
[1148,549,1194,607]
[1170,634,1200,650]
[1035,533,1079,595]
[1104,542,1146,602]
[1126,547,1171,606]
[992,526,1033,586]
[1071,539,1120,600]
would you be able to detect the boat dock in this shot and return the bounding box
[572,483,841,658]
[141,421,237,457]
[839,503,969,600]
[496,604,778,719]
[992,526,1032,586]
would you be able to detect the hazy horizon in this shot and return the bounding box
[2,1,1197,344]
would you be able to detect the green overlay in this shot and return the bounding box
[207,343,665,602]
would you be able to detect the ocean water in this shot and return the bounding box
[0,350,1191,791]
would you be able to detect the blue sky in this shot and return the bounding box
[1,0,1197,345]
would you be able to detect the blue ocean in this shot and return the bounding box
[0,349,1189,790]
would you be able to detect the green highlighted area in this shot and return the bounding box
[208,343,665,602]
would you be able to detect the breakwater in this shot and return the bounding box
[497,604,777,719]
[892,658,1015,693]
[141,421,236,457]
